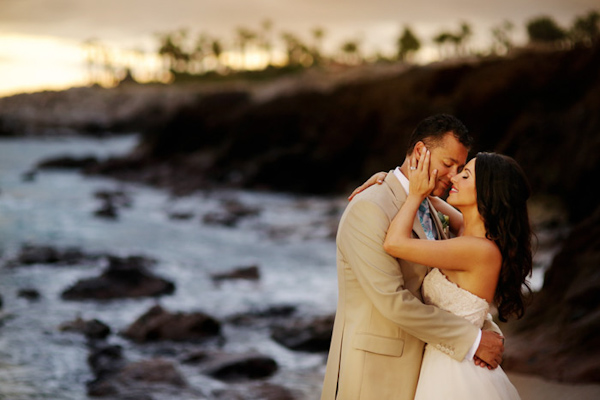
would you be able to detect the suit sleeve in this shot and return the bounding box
[338,199,480,361]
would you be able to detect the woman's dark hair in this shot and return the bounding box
[475,152,532,322]
[406,114,473,155]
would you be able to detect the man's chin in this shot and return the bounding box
[432,187,450,198]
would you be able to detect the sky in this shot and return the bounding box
[0,0,597,97]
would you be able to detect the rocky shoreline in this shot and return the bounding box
[2,43,600,387]
[3,244,332,399]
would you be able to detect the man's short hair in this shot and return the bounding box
[406,114,473,155]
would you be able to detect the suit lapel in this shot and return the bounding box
[384,170,427,240]
[427,198,448,240]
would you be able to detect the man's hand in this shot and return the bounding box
[474,331,504,369]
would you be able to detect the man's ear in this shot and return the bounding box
[414,141,425,157]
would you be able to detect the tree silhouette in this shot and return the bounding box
[281,31,312,67]
[311,27,326,65]
[236,26,257,69]
[526,16,567,44]
[570,10,600,46]
[259,19,274,66]
[491,20,515,55]
[433,32,453,59]
[211,39,224,72]
[397,26,421,61]
[457,22,472,55]
[340,39,361,65]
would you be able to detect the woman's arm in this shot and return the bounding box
[382,149,495,273]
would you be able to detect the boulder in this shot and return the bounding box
[214,382,296,400]
[59,317,112,340]
[202,353,278,382]
[271,314,334,353]
[211,265,260,282]
[17,288,41,301]
[36,155,99,170]
[8,244,89,266]
[61,256,174,300]
[122,305,221,343]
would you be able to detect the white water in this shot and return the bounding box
[0,135,342,399]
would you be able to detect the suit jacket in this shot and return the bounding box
[321,171,499,400]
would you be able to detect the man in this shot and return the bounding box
[321,114,504,400]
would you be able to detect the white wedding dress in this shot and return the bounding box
[414,268,521,399]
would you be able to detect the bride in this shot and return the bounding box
[357,149,532,399]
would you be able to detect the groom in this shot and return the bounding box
[321,114,504,400]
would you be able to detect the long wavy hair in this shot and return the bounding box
[475,152,533,322]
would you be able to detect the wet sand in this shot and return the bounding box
[508,372,600,400]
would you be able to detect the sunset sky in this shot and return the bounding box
[0,0,597,97]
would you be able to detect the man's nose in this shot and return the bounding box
[448,166,460,180]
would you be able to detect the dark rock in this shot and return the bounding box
[17,288,41,301]
[94,189,132,208]
[21,169,37,182]
[86,343,186,398]
[61,256,174,300]
[36,155,99,170]
[9,244,89,266]
[202,211,239,227]
[271,314,334,353]
[503,204,600,383]
[94,201,119,219]
[117,359,187,387]
[211,265,260,282]
[92,189,132,220]
[202,199,260,227]
[214,382,297,400]
[227,304,297,326]
[88,344,126,380]
[202,353,278,382]
[167,211,194,220]
[122,305,221,343]
[59,317,111,340]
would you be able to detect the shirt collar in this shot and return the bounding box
[393,166,410,194]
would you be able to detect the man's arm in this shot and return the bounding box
[339,199,480,362]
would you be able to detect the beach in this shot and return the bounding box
[509,372,600,400]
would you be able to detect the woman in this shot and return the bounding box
[354,150,532,399]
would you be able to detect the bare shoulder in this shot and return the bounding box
[456,236,502,268]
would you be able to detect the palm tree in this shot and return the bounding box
[397,26,421,61]
[236,26,257,69]
[311,26,326,65]
[570,10,600,46]
[433,32,452,59]
[340,39,361,65]
[211,39,224,72]
[457,22,472,56]
[260,19,274,66]
[491,20,515,55]
[281,31,311,67]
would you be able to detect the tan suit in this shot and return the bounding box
[321,171,498,400]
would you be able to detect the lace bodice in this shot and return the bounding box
[422,268,489,328]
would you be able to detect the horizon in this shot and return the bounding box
[0,0,597,97]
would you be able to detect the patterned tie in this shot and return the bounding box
[418,199,436,240]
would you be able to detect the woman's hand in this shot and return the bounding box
[348,171,387,201]
[408,148,437,201]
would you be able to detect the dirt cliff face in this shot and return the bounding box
[123,44,600,224]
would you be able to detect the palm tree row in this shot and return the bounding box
[83,10,599,86]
